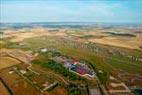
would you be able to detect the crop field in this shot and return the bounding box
[48,86,68,95]
[31,64,69,85]
[17,36,142,73]
[3,35,141,85]
[0,67,40,95]
[1,0,142,94]
[1,26,142,95]
[19,36,113,72]
[0,56,21,70]
[11,36,141,87]
[0,80,9,95]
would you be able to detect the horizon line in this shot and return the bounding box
[1,21,142,24]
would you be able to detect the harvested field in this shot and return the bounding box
[0,80,9,95]
[0,48,34,64]
[88,35,142,50]
[106,76,132,95]
[0,57,21,70]
[0,68,40,95]
[49,87,68,95]
[2,27,142,50]
[3,28,66,42]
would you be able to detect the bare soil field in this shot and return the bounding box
[74,30,142,50]
[0,57,21,70]
[0,48,34,64]
[114,71,142,88]
[0,68,40,95]
[48,87,68,95]
[0,80,9,95]
[106,76,133,95]
[88,35,142,50]
[3,27,142,50]
[3,28,66,42]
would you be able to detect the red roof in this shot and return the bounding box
[72,60,78,64]
[76,68,86,75]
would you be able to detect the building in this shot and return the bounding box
[40,48,48,53]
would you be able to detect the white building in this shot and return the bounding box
[40,48,48,53]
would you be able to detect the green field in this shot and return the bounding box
[4,36,142,84]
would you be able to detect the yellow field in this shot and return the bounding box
[0,57,21,70]
[3,27,142,50]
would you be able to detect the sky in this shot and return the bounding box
[0,0,142,23]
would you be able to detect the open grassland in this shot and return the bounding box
[20,36,113,72]
[5,36,139,85]
[2,29,142,86]
[2,27,142,50]
[2,36,142,86]
[0,57,21,70]
[1,27,142,95]
[65,29,142,50]
[20,36,142,73]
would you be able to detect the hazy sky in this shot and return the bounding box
[0,0,142,23]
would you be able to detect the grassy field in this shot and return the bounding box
[22,37,141,69]
[3,36,142,85]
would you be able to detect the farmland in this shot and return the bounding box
[0,57,21,70]
[0,25,142,95]
[0,80,9,95]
